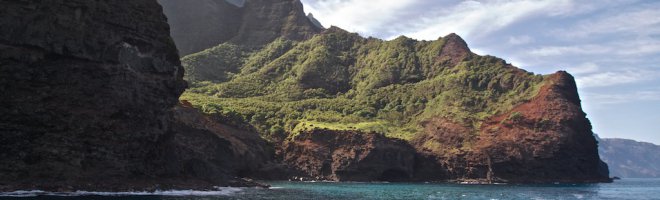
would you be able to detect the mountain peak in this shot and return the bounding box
[307,13,325,29]
[442,33,470,51]
[436,33,472,66]
[160,0,323,55]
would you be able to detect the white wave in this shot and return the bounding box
[0,190,44,197]
[0,187,242,197]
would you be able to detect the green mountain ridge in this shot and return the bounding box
[165,0,609,183]
[181,27,546,142]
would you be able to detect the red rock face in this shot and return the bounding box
[474,71,609,183]
[412,71,610,183]
[281,129,417,182]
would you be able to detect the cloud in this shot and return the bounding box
[508,35,534,45]
[557,5,660,39]
[303,0,581,40]
[527,39,660,57]
[566,62,600,75]
[575,70,659,88]
[528,45,612,57]
[584,90,660,105]
[404,0,576,40]
[301,0,418,37]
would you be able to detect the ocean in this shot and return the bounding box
[1,178,658,200]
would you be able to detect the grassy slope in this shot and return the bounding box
[180,27,545,141]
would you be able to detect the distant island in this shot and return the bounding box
[599,138,660,178]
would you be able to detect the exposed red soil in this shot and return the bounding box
[280,129,417,181]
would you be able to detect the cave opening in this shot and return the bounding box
[378,169,410,182]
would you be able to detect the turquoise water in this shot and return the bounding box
[1,178,659,200]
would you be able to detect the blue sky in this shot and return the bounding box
[301,0,660,144]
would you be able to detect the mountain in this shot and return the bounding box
[175,0,610,182]
[0,0,270,191]
[599,138,660,178]
[0,0,610,191]
[158,0,323,55]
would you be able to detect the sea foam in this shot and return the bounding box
[0,187,242,197]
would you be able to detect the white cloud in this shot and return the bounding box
[575,70,659,88]
[567,62,600,75]
[584,90,660,105]
[527,39,660,57]
[301,0,417,37]
[528,45,612,57]
[404,0,575,40]
[558,6,660,39]
[508,35,534,45]
[303,0,581,40]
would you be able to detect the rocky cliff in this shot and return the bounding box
[599,138,660,178]
[413,72,610,183]
[0,0,269,191]
[280,129,416,182]
[180,21,611,182]
[158,0,323,55]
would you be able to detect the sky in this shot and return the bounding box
[300,0,660,144]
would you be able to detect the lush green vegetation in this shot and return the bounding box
[180,27,546,141]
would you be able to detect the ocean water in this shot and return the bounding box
[1,178,658,200]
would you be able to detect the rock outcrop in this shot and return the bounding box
[0,0,270,191]
[413,72,611,183]
[158,0,323,55]
[281,130,416,182]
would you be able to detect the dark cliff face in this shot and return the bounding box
[0,0,270,191]
[0,0,185,188]
[159,0,323,55]
[160,104,273,185]
[599,138,660,178]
